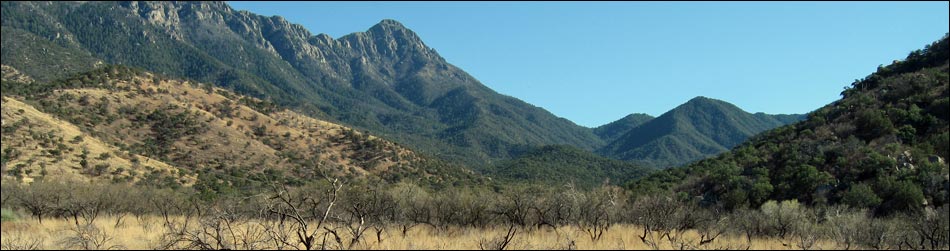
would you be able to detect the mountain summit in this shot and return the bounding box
[598,96,804,167]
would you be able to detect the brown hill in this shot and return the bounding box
[1,66,481,188]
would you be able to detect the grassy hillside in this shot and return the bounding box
[1,65,486,194]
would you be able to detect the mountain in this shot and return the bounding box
[598,97,805,168]
[628,35,949,215]
[487,145,654,189]
[0,1,603,166]
[1,65,486,193]
[593,113,654,143]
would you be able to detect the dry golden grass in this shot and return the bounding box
[1,96,180,184]
[0,216,839,250]
[2,72,435,185]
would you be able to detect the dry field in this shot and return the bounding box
[1,216,837,250]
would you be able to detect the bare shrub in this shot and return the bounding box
[570,185,622,242]
[390,182,434,236]
[14,180,67,223]
[790,206,822,250]
[0,230,44,250]
[262,177,344,250]
[628,194,678,250]
[494,187,535,228]
[856,216,898,250]
[898,205,950,250]
[759,200,804,244]
[823,206,868,250]
[59,223,123,250]
[532,188,572,230]
[477,225,518,250]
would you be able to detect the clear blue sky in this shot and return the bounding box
[228,1,949,127]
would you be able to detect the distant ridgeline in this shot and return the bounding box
[628,34,950,215]
[597,97,805,168]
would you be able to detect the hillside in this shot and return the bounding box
[488,145,654,189]
[0,1,603,166]
[628,35,949,215]
[598,97,804,167]
[593,113,654,143]
[1,65,485,192]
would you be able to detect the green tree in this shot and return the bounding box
[841,183,882,209]
[855,109,894,140]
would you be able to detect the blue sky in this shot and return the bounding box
[228,1,949,127]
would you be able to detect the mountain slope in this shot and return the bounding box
[1,65,486,191]
[628,35,949,215]
[1,95,185,185]
[0,1,603,166]
[488,145,654,189]
[593,113,654,143]
[599,97,804,167]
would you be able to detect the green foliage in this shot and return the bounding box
[875,177,926,215]
[627,34,950,214]
[593,113,654,143]
[842,183,883,209]
[599,97,804,168]
[488,145,654,189]
[139,107,208,158]
[0,208,18,222]
[855,109,894,140]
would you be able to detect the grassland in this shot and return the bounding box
[1,215,838,250]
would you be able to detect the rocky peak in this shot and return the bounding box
[337,19,442,68]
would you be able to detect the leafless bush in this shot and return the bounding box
[13,180,67,223]
[157,202,268,250]
[494,187,535,228]
[898,205,950,250]
[823,206,867,250]
[391,182,433,236]
[334,184,396,249]
[531,189,572,230]
[569,185,622,242]
[629,195,678,250]
[690,207,728,248]
[59,223,123,250]
[759,200,804,245]
[790,206,822,250]
[0,230,44,250]
[728,207,767,247]
[478,225,518,250]
[262,177,344,250]
[856,216,898,250]
[548,234,577,250]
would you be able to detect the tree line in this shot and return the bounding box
[1,178,946,250]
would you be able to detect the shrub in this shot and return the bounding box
[1,208,18,222]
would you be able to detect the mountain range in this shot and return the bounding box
[0,1,604,167]
[2,1,806,186]
[598,97,805,167]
